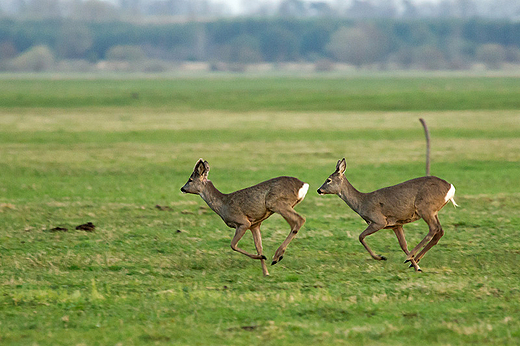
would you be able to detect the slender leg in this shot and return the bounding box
[250,224,269,276]
[230,223,265,259]
[393,226,421,272]
[271,207,305,265]
[359,222,386,260]
[414,215,445,263]
[406,213,440,262]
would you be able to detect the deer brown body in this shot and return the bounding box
[181,159,309,276]
[317,158,457,271]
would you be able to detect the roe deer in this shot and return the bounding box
[181,159,309,276]
[317,158,457,272]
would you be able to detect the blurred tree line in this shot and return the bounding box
[2,0,520,20]
[1,16,519,72]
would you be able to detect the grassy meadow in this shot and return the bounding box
[0,75,519,345]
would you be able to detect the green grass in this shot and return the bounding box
[1,75,520,110]
[1,75,520,345]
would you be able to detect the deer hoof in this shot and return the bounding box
[380,255,387,261]
[271,256,283,265]
[261,255,267,260]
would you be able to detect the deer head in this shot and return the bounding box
[181,158,210,194]
[317,158,347,195]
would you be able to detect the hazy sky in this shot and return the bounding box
[215,0,446,15]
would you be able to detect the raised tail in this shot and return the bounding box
[445,184,458,207]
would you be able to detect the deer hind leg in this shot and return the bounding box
[393,225,421,272]
[271,207,305,265]
[359,222,386,261]
[406,212,441,262]
[414,215,444,263]
[230,222,266,260]
[250,224,269,276]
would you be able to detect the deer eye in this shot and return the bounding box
[188,178,193,182]
[326,178,332,183]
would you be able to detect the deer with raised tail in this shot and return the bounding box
[317,158,457,272]
[181,159,309,276]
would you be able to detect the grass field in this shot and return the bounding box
[1,75,519,345]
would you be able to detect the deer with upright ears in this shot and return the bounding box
[181,159,309,276]
[317,158,457,271]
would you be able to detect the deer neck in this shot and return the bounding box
[338,179,365,213]
[199,180,226,216]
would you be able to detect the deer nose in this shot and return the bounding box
[180,186,186,193]
[317,189,322,195]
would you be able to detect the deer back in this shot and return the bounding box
[226,176,308,216]
[363,176,453,226]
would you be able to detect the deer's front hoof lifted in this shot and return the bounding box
[375,255,387,261]
[261,255,267,260]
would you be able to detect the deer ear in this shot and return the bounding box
[194,158,208,177]
[336,158,347,174]
[202,160,210,175]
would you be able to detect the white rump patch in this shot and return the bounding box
[298,183,310,200]
[445,184,458,207]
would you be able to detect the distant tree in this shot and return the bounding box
[218,34,262,64]
[476,43,506,69]
[388,47,414,69]
[106,45,146,61]
[8,45,54,71]
[300,24,333,59]
[0,41,18,61]
[413,45,447,70]
[326,24,389,67]
[56,23,93,59]
[505,46,520,63]
[260,26,299,62]
[443,28,473,70]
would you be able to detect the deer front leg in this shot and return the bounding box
[359,223,386,261]
[393,226,421,272]
[250,224,269,276]
[230,223,266,260]
[271,208,305,265]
